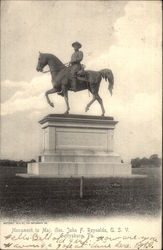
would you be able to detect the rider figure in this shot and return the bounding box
[57,42,83,96]
[70,41,83,91]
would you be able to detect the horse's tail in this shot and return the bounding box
[100,69,114,96]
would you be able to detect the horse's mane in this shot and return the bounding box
[44,53,65,67]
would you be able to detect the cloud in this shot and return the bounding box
[1,75,61,115]
[2,72,161,131]
[114,1,161,49]
[86,1,162,122]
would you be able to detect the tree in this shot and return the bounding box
[29,159,36,163]
[140,157,149,165]
[149,154,161,167]
[131,158,141,168]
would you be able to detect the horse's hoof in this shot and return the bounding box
[85,107,89,112]
[64,111,69,115]
[101,113,105,117]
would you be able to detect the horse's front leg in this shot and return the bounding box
[63,89,70,114]
[45,88,57,107]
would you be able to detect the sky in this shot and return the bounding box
[0,0,162,162]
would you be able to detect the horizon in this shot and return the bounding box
[0,153,162,162]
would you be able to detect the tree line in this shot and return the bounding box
[0,159,36,167]
[131,154,161,168]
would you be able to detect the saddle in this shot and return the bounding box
[76,65,88,82]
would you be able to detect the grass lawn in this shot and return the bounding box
[0,166,161,219]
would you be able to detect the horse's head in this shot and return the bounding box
[36,52,48,72]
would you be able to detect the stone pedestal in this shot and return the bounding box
[28,114,131,177]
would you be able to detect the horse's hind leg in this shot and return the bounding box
[95,94,105,116]
[85,95,96,112]
[45,88,57,107]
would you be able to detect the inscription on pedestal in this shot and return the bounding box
[56,128,107,151]
[41,115,117,154]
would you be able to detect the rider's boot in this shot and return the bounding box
[71,77,77,92]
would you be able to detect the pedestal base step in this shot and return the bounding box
[40,152,121,163]
[28,162,131,177]
[16,173,146,178]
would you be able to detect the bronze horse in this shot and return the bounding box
[36,52,114,116]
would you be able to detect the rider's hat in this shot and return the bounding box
[72,41,82,49]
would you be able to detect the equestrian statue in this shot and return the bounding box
[36,42,114,116]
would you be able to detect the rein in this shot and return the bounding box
[42,69,51,74]
[42,62,69,74]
